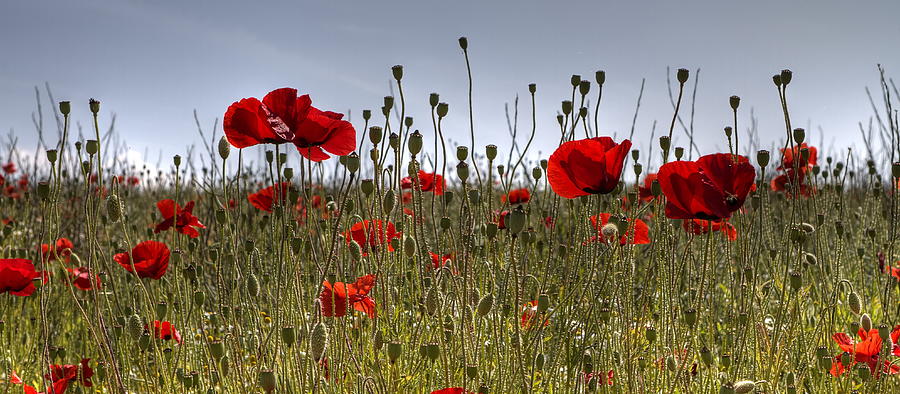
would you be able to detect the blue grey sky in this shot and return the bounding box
[2,0,898,171]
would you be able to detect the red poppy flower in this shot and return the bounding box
[67,267,101,291]
[521,300,549,328]
[502,188,531,204]
[885,264,900,282]
[495,210,510,229]
[778,143,817,171]
[40,238,74,263]
[682,219,738,241]
[154,199,206,238]
[431,388,475,394]
[657,153,756,220]
[3,162,16,174]
[830,328,900,377]
[429,252,453,270]
[344,220,401,255]
[295,194,324,222]
[588,213,650,245]
[638,173,658,202]
[224,88,356,161]
[547,137,631,199]
[149,320,183,344]
[127,176,140,186]
[582,369,615,386]
[770,169,815,198]
[544,216,555,229]
[114,241,170,280]
[248,182,291,212]
[17,176,28,188]
[0,259,43,296]
[319,274,376,318]
[400,171,445,195]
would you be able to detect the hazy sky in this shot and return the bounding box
[2,0,899,172]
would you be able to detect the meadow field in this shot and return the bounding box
[3,38,900,394]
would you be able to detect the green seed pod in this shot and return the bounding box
[408,130,423,155]
[369,126,383,145]
[840,351,851,366]
[848,291,862,315]
[258,370,276,393]
[437,102,449,118]
[59,101,71,115]
[485,144,497,160]
[537,294,550,313]
[155,302,168,320]
[360,179,375,196]
[217,136,231,160]
[561,100,573,115]
[733,380,755,394]
[683,308,698,327]
[665,355,677,371]
[528,83,536,94]
[457,146,469,161]
[391,64,403,81]
[174,154,183,167]
[86,139,99,155]
[390,238,400,251]
[849,321,861,335]
[857,363,871,381]
[579,80,591,96]
[721,353,732,368]
[757,150,770,167]
[127,314,144,339]
[729,95,741,110]
[879,324,890,341]
[676,68,689,84]
[426,343,440,361]
[247,273,261,298]
[477,293,494,317]
[507,206,526,234]
[533,167,542,180]
[388,132,400,151]
[46,149,58,164]
[645,326,657,343]
[468,189,480,205]
[700,346,713,366]
[456,162,470,182]
[209,340,225,361]
[281,326,296,347]
[860,313,873,332]
[659,136,671,152]
[466,364,478,380]
[89,98,100,114]
[674,147,684,160]
[387,341,402,363]
[193,290,206,306]
[309,322,328,362]
[138,332,151,351]
[817,355,832,370]
[789,271,801,291]
[535,353,545,370]
[780,69,792,85]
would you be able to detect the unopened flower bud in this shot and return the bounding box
[848,291,862,315]
[106,194,123,222]
[860,313,873,332]
[309,322,328,362]
[507,206,526,234]
[174,154,183,166]
[477,293,494,317]
[218,137,231,160]
[733,380,755,394]
[258,370,276,393]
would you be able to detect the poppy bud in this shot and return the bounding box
[127,314,143,339]
[659,136,671,152]
[348,240,362,261]
[803,252,817,265]
[665,355,677,371]
[89,98,100,114]
[437,217,451,231]
[700,346,713,366]
[507,206,526,234]
[383,96,394,112]
[750,194,760,209]
[458,36,468,50]
[537,293,550,313]
[391,64,403,81]
[193,290,206,306]
[485,222,498,239]
[719,383,735,394]
[792,128,805,144]
[757,150,770,167]
[217,136,231,160]
[645,326,657,343]
[443,191,454,204]
[86,139,99,155]
[258,370,276,393]
[721,353,732,368]
[676,68,689,84]
[403,235,417,257]
[772,74,782,87]
[425,286,439,316]
[281,326,296,347]
[485,144,497,160]
[848,291,862,314]
[174,154,183,167]
[789,271,801,291]
[528,83,536,94]
[309,322,328,362]
[856,363,871,381]
[579,80,591,96]
[387,341,402,363]
[373,330,384,351]
[860,313,873,332]
[476,293,494,317]
[780,69,792,85]
[456,162,470,182]
[209,340,225,360]
[408,130,423,155]
[389,132,400,151]
[360,179,375,196]
[561,100,573,115]
[138,332,151,350]
[457,146,469,161]
[437,102,449,118]
[247,273,261,298]
[733,380,755,393]
[75,141,82,152]
[674,147,684,160]
[382,190,395,212]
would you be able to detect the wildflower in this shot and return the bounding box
[40,238,74,263]
[582,369,615,386]
[2,162,16,174]
[319,274,376,318]
[224,88,356,161]
[154,199,206,238]
[114,240,170,280]
[547,137,631,198]
[586,213,650,245]
[431,388,475,394]
[830,328,900,377]
[0,259,43,296]
[248,182,290,212]
[778,143,817,171]
[638,173,658,202]
[502,188,531,204]
[657,153,756,220]
[67,267,101,291]
[400,171,445,195]
[521,300,550,328]
[344,220,401,255]
[682,219,738,241]
[149,320,183,344]
[429,252,453,270]
[771,169,815,198]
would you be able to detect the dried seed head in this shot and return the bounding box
[600,223,619,241]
